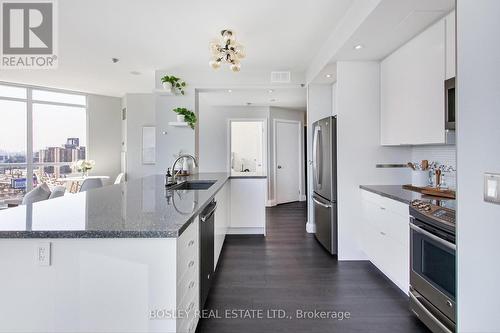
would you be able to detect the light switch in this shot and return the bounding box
[484,173,500,205]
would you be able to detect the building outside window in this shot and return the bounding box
[0,83,87,205]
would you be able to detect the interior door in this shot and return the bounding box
[276,121,300,204]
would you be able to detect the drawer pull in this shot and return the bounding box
[380,207,386,210]
[188,281,195,289]
[188,260,195,268]
[188,240,195,247]
[380,231,387,236]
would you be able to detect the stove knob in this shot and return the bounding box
[424,205,431,211]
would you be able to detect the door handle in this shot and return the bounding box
[410,222,456,250]
[312,197,331,208]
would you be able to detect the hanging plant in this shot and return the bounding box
[160,75,186,95]
[173,107,197,129]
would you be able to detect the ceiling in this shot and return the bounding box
[310,0,455,83]
[199,88,306,110]
[0,0,353,97]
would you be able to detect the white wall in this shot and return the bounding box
[87,94,122,184]
[335,61,411,260]
[123,94,156,180]
[456,1,500,331]
[198,105,269,173]
[269,106,306,203]
[155,90,196,173]
[306,84,332,232]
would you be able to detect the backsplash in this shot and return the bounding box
[411,145,457,189]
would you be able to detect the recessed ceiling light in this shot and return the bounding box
[354,44,364,50]
[111,58,119,63]
[268,89,274,93]
[228,89,232,93]
[325,74,332,78]
[130,71,141,75]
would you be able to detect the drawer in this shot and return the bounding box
[380,196,410,218]
[177,268,197,306]
[378,208,409,247]
[360,189,383,205]
[177,288,199,333]
[177,248,197,283]
[178,218,198,253]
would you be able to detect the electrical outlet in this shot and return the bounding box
[37,243,51,266]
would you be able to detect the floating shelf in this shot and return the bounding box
[168,122,189,127]
[152,88,175,96]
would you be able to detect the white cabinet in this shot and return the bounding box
[229,178,266,235]
[360,189,409,294]
[176,218,200,333]
[445,11,456,79]
[381,19,446,145]
[214,180,230,269]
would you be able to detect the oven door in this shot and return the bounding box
[410,218,456,323]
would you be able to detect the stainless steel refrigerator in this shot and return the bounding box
[312,116,338,255]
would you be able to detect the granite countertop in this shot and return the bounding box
[359,184,456,207]
[0,173,235,239]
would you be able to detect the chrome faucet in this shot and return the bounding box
[171,154,198,183]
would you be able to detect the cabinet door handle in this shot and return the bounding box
[188,240,195,247]
[380,206,386,210]
[188,260,195,268]
[380,231,386,236]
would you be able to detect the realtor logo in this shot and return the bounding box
[1,0,58,68]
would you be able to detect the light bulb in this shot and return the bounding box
[209,59,221,69]
[222,30,235,42]
[230,63,241,72]
[209,41,221,54]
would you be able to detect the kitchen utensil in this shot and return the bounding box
[407,162,416,170]
[422,160,429,170]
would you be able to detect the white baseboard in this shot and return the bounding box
[305,221,316,233]
[266,200,277,207]
[227,227,265,235]
[299,194,307,201]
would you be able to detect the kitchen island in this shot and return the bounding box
[0,173,266,333]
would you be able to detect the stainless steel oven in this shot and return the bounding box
[445,77,455,130]
[409,201,456,333]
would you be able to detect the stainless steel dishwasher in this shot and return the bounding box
[200,199,216,309]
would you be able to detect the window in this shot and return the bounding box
[229,120,266,177]
[0,83,87,205]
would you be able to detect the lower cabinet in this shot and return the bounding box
[214,180,230,269]
[176,217,200,333]
[361,190,409,294]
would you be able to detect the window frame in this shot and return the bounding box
[0,81,88,192]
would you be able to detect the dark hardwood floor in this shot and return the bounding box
[197,201,429,333]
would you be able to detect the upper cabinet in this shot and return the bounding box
[381,15,454,146]
[445,12,456,79]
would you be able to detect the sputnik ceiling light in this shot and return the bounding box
[209,30,246,72]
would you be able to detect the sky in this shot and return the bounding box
[0,100,86,154]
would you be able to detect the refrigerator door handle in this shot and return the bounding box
[313,125,322,188]
[312,196,331,208]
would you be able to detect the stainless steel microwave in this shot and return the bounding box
[445,77,455,130]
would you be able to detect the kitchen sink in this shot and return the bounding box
[168,180,216,190]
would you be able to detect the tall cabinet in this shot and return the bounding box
[380,13,455,146]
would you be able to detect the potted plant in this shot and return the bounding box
[173,108,197,129]
[160,75,186,95]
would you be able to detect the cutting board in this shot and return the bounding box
[402,184,456,199]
